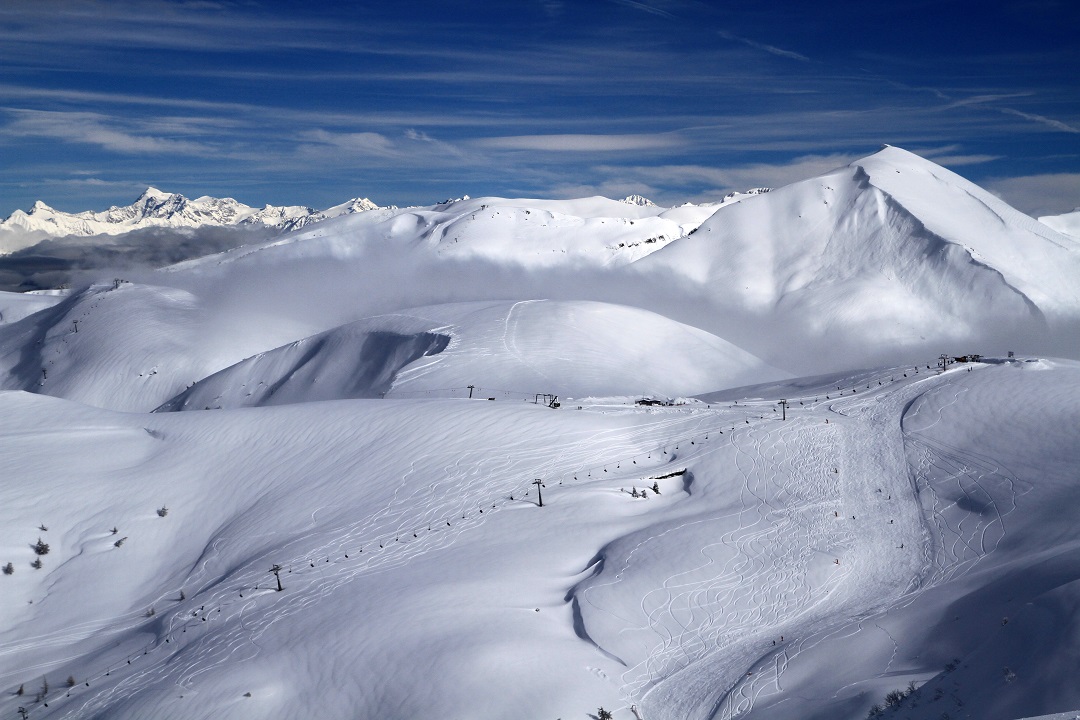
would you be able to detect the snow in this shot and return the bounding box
[0,189,389,254]
[635,146,1080,370]
[0,290,64,325]
[153,300,787,412]
[1038,210,1080,240]
[3,359,1079,720]
[1,146,1079,720]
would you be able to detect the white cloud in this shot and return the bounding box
[475,134,684,152]
[996,107,1080,134]
[298,130,396,156]
[986,173,1080,217]
[2,109,216,155]
[594,153,858,198]
[717,30,809,62]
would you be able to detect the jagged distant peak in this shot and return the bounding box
[0,189,386,243]
[346,197,379,211]
[622,194,656,206]
[137,186,172,201]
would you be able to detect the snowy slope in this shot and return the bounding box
[0,290,64,325]
[0,281,326,412]
[634,146,1080,366]
[166,194,719,271]
[1,358,1078,720]
[856,147,1080,315]
[154,148,1080,375]
[154,300,787,412]
[2,145,1080,720]
[1038,209,1080,240]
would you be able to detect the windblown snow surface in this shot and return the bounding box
[1,146,1079,720]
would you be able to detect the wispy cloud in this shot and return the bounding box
[594,153,856,196]
[474,133,685,152]
[996,107,1080,134]
[2,109,217,156]
[609,0,676,18]
[717,30,809,62]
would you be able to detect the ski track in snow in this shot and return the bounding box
[2,363,1045,720]
[30,404,724,718]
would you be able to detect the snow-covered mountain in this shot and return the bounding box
[1,146,1080,720]
[153,300,788,412]
[634,146,1080,367]
[0,188,384,254]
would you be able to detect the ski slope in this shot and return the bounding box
[1,146,1079,720]
[2,357,1079,720]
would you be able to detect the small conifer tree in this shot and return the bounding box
[30,558,42,570]
[2,562,13,575]
[652,481,660,494]
[33,538,49,555]
[598,708,613,720]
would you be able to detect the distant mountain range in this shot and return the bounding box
[0,190,683,257]
[0,188,386,254]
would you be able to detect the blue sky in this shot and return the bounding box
[1,0,1078,216]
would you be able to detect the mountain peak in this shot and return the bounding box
[622,194,656,207]
[137,186,171,202]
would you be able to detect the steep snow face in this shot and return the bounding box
[155,301,787,412]
[0,189,386,253]
[854,146,1080,315]
[156,321,452,411]
[636,147,1078,357]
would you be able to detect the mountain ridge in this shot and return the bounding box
[0,188,386,254]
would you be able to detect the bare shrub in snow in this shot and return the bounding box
[884,688,906,709]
